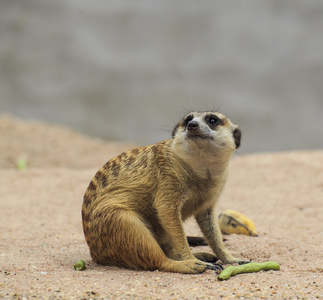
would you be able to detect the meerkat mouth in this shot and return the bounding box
[186,131,213,141]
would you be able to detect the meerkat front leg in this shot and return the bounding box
[195,207,245,265]
[157,206,195,261]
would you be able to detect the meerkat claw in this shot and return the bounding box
[206,263,224,271]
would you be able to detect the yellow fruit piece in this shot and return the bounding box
[218,209,258,237]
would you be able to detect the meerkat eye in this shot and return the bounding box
[207,115,222,128]
[209,117,218,125]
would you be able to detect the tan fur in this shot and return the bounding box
[82,111,244,274]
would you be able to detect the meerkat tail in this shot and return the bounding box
[186,236,207,246]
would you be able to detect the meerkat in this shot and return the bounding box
[82,111,246,274]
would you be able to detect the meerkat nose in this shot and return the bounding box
[187,121,199,131]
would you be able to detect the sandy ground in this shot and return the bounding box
[0,115,322,299]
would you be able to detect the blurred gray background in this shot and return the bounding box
[1,0,323,153]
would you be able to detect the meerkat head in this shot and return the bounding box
[172,111,241,156]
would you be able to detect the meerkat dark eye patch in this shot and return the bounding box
[206,115,223,129]
[183,115,194,128]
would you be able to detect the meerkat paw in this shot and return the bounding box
[179,259,209,274]
[193,253,223,272]
[223,257,251,265]
[160,259,209,274]
[193,252,219,263]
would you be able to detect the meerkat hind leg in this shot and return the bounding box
[101,209,208,274]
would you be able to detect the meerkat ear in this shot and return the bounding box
[172,123,180,138]
[233,127,242,149]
